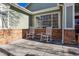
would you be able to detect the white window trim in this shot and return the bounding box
[34,12,61,29]
[64,4,75,29]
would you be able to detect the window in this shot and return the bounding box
[36,12,60,28]
[65,4,74,29]
[75,19,79,25]
[36,14,51,28]
[52,13,58,28]
[66,6,73,28]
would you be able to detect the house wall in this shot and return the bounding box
[64,29,76,44]
[75,4,79,44]
[25,29,62,40]
[0,4,30,45]
[15,14,29,29]
[35,29,62,40]
[0,4,29,29]
[0,29,22,45]
[27,4,62,41]
[9,6,29,29]
[22,29,29,39]
[32,10,60,28]
[77,34,79,44]
[63,4,76,45]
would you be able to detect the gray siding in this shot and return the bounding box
[27,3,57,12]
[29,15,33,27]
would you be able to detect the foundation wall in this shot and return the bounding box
[64,29,76,44]
[77,34,79,44]
[0,29,22,45]
[22,29,29,39]
[75,33,79,44]
[0,29,77,45]
[25,29,62,40]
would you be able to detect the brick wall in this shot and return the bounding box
[22,29,29,39]
[76,34,79,44]
[64,29,76,44]
[25,29,62,40]
[1,29,76,45]
[0,29,22,45]
[52,29,62,39]
[35,29,62,40]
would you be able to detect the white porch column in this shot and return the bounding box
[62,3,75,44]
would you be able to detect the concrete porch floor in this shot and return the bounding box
[0,39,79,56]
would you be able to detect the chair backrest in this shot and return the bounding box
[29,27,35,34]
[46,27,52,35]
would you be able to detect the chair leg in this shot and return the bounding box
[46,37,52,42]
[40,36,43,41]
[32,35,35,39]
[46,36,49,42]
[50,37,52,42]
[26,35,28,39]
[26,35,33,40]
[32,35,34,39]
[50,39,52,42]
[46,39,49,42]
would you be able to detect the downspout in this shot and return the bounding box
[62,4,65,44]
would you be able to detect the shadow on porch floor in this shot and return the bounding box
[26,38,79,48]
[0,39,79,56]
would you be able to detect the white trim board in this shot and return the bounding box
[10,3,60,15]
[9,3,32,15]
[32,6,60,14]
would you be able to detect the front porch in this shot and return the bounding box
[0,39,79,56]
[0,3,79,46]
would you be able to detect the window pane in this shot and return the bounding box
[52,14,58,28]
[66,6,73,28]
[42,21,51,27]
[36,14,51,28]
